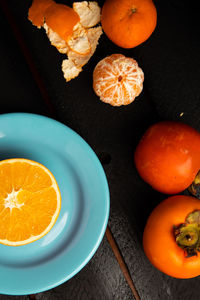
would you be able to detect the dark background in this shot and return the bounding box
[0,0,200,299]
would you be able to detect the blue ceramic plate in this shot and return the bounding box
[0,113,110,295]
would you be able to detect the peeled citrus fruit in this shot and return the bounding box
[0,158,61,246]
[93,54,144,106]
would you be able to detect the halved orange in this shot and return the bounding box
[0,158,61,246]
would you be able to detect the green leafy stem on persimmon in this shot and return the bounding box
[188,171,200,199]
[174,210,200,257]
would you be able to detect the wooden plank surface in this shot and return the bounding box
[0,0,200,299]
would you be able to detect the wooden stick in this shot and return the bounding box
[106,226,140,300]
[28,295,36,300]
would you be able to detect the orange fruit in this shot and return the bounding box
[93,54,144,106]
[101,0,157,48]
[0,158,61,246]
[28,0,54,28]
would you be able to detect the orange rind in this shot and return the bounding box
[73,1,101,28]
[45,3,80,43]
[28,0,54,28]
[62,26,102,80]
[44,23,69,54]
[93,54,144,106]
[28,0,102,82]
[67,23,91,56]
[68,26,102,67]
[62,59,82,82]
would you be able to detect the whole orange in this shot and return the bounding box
[101,0,157,48]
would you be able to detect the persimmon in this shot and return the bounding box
[134,121,200,194]
[143,195,200,278]
[101,0,157,48]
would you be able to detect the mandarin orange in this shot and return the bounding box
[93,54,144,106]
[101,0,157,48]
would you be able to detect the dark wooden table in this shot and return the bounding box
[0,0,200,299]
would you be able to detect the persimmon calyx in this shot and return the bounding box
[188,170,200,199]
[131,8,137,14]
[174,210,200,257]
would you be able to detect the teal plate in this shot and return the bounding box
[0,113,110,295]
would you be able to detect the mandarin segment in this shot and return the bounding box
[93,54,144,106]
[0,159,61,246]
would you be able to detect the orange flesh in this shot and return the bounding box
[0,159,61,246]
[93,54,144,106]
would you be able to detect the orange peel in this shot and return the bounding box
[28,0,102,82]
[67,23,91,55]
[68,26,102,67]
[43,23,69,54]
[62,59,82,82]
[28,0,54,28]
[73,1,101,28]
[45,3,80,43]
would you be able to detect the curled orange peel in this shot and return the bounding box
[28,0,80,42]
[28,0,54,28]
[45,3,80,42]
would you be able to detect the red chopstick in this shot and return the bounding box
[106,227,140,300]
